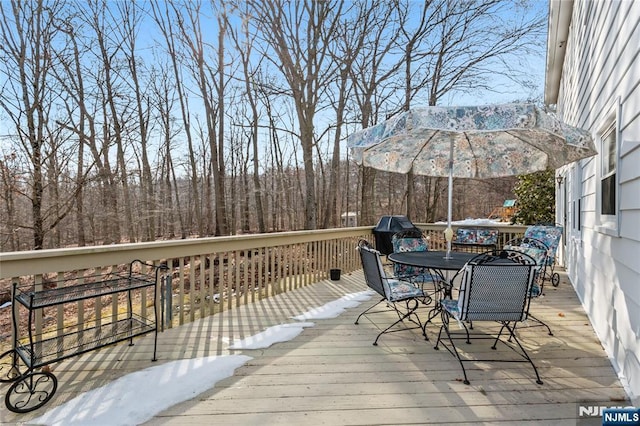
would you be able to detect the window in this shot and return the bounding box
[596,97,620,236]
[600,124,616,216]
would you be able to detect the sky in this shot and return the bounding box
[29,290,375,426]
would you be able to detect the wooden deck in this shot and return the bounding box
[2,269,631,425]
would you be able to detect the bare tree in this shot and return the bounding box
[261,90,294,231]
[213,3,230,235]
[419,1,545,105]
[0,0,75,249]
[0,152,21,251]
[396,0,443,220]
[164,0,229,236]
[150,0,205,237]
[248,0,344,230]
[118,1,156,241]
[53,21,90,246]
[81,0,138,242]
[51,4,123,246]
[346,1,403,226]
[322,1,385,228]
[227,4,266,233]
[151,63,186,238]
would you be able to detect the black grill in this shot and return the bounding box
[372,215,419,255]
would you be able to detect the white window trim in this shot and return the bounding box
[595,97,621,237]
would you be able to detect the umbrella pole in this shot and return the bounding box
[444,142,454,259]
[444,170,454,259]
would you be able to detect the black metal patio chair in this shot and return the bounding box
[524,224,564,287]
[355,240,429,345]
[504,236,554,335]
[434,249,543,385]
[391,229,441,306]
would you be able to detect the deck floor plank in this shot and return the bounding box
[0,269,630,425]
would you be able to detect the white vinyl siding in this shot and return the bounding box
[553,0,640,405]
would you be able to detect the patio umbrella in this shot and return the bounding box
[347,103,597,258]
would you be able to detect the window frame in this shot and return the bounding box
[595,98,621,236]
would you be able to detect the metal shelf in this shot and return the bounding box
[15,314,155,369]
[14,273,156,309]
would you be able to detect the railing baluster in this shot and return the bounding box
[56,272,64,338]
[243,250,250,304]
[199,254,206,319]
[298,243,302,287]
[178,258,185,325]
[208,253,215,313]
[234,250,240,307]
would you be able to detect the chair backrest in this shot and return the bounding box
[524,225,563,263]
[503,237,548,267]
[391,230,429,277]
[358,243,390,300]
[358,239,373,250]
[456,250,536,322]
[391,229,428,252]
[455,227,499,246]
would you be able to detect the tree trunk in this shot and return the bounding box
[214,12,229,235]
[124,9,155,241]
[151,0,203,237]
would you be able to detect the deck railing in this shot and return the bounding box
[416,223,528,251]
[0,223,526,348]
[1,228,372,347]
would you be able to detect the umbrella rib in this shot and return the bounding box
[462,132,478,177]
[410,131,438,172]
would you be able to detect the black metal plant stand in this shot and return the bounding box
[1,260,167,413]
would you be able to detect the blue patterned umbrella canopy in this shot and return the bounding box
[347,103,597,256]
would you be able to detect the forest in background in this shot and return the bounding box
[0,0,546,252]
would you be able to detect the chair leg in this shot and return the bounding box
[403,299,424,331]
[509,313,553,338]
[421,292,445,340]
[496,322,543,385]
[354,298,385,325]
[372,299,422,346]
[421,279,452,339]
[437,317,542,385]
[406,299,430,341]
[433,311,471,385]
[528,314,554,336]
[422,305,441,340]
[493,322,511,346]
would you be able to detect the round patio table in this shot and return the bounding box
[388,250,477,298]
[387,250,478,331]
[387,250,476,272]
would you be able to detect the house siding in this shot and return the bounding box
[554,0,640,404]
